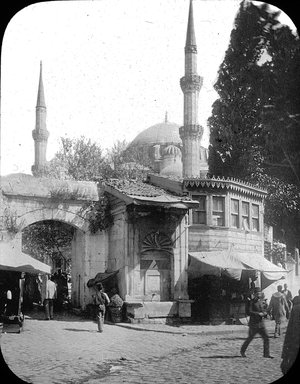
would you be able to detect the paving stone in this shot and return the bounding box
[0,311,289,383]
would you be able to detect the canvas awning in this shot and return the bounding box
[188,250,248,280]
[188,250,287,281]
[236,253,287,281]
[0,243,51,274]
[87,270,119,288]
[189,251,247,270]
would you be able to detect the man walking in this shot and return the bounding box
[44,275,57,320]
[268,285,289,337]
[281,299,300,375]
[240,288,272,358]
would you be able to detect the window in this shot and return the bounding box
[252,204,259,231]
[231,199,239,228]
[192,195,206,224]
[242,201,250,230]
[212,196,225,226]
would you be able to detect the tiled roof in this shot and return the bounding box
[103,179,199,210]
[104,179,183,198]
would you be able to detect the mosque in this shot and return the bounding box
[127,111,208,178]
[9,0,290,323]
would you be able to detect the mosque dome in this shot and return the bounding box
[163,145,182,157]
[130,114,181,147]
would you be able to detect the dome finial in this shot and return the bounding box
[165,111,168,123]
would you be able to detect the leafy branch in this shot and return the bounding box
[83,193,114,234]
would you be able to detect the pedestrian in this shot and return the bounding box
[93,282,110,332]
[280,300,300,375]
[44,275,57,320]
[292,289,300,306]
[240,288,272,358]
[283,283,293,311]
[5,287,13,316]
[268,285,290,337]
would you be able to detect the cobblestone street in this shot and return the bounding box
[0,311,288,384]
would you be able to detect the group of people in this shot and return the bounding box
[240,283,300,375]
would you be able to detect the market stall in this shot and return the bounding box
[187,250,287,324]
[0,243,51,332]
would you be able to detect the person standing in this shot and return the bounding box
[93,283,110,333]
[240,288,272,358]
[292,289,300,306]
[283,283,293,311]
[268,285,289,337]
[44,275,57,320]
[5,287,13,316]
[280,300,300,375]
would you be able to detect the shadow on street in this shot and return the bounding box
[199,355,243,359]
[24,310,92,323]
[64,328,97,332]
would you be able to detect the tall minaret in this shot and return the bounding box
[32,61,49,176]
[179,0,204,178]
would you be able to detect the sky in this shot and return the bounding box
[0,0,297,176]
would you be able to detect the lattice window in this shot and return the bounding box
[191,195,206,225]
[212,196,225,226]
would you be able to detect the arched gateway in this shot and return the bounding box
[0,173,105,309]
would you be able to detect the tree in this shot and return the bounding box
[22,220,75,270]
[45,136,112,181]
[45,136,149,182]
[105,140,150,181]
[260,26,300,184]
[208,0,300,250]
[208,1,281,178]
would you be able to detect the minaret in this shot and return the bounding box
[179,0,204,178]
[32,61,49,176]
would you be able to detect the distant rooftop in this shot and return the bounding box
[1,173,99,201]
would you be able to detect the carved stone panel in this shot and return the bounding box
[141,231,173,256]
[140,231,173,301]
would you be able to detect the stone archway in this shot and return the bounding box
[17,207,89,233]
[2,206,108,309]
[20,217,85,307]
[0,175,104,309]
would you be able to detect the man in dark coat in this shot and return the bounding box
[240,288,272,358]
[281,301,300,375]
[292,289,300,306]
